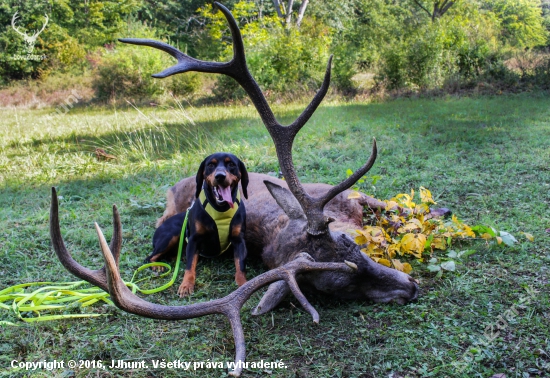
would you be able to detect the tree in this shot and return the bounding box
[484,0,547,48]
[271,0,309,27]
[412,0,457,21]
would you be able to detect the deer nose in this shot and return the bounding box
[215,171,226,182]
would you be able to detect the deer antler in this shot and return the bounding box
[11,12,27,38]
[11,12,49,40]
[33,14,49,38]
[119,2,377,236]
[50,187,355,377]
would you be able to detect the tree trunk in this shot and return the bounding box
[296,0,309,27]
[285,0,295,24]
[272,0,283,18]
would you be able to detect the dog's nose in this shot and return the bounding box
[215,172,226,182]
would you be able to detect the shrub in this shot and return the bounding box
[533,56,550,89]
[92,44,201,101]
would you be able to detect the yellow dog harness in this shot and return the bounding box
[198,190,241,254]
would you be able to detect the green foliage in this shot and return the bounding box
[93,43,201,101]
[0,0,141,83]
[374,0,506,89]
[198,1,332,98]
[92,21,201,101]
[485,0,548,48]
[1,0,550,94]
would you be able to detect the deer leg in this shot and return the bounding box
[178,236,199,297]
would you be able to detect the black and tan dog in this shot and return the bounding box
[146,152,249,297]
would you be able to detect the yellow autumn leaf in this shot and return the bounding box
[430,237,447,250]
[387,243,401,258]
[461,224,476,238]
[392,259,404,271]
[392,259,413,274]
[390,214,402,223]
[385,200,400,211]
[521,232,534,242]
[415,203,430,214]
[420,187,437,204]
[481,233,493,240]
[362,226,389,245]
[361,243,384,257]
[400,233,427,258]
[398,218,422,233]
[347,191,361,199]
[376,258,392,267]
[354,231,368,245]
[395,191,416,209]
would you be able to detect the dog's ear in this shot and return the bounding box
[238,159,249,199]
[195,157,207,198]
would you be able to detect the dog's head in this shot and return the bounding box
[195,153,248,209]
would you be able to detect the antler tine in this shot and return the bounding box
[35,14,49,36]
[50,187,122,292]
[50,187,108,291]
[11,12,26,37]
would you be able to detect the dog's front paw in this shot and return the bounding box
[235,271,247,287]
[177,281,195,297]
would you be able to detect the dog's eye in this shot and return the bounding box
[207,163,215,168]
[228,162,236,167]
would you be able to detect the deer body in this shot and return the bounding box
[159,173,418,308]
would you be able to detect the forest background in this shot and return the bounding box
[1,0,550,106]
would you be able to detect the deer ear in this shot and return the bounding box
[251,281,290,316]
[263,180,306,220]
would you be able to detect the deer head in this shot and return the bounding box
[11,11,49,54]
[119,2,418,308]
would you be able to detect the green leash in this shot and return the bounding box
[0,209,190,325]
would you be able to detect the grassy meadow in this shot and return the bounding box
[0,94,549,377]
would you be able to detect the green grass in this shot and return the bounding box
[1,94,549,377]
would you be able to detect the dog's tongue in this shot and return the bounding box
[219,186,234,208]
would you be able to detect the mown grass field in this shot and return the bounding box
[1,94,549,377]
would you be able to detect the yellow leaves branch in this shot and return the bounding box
[352,186,529,274]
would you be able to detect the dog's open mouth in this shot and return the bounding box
[213,185,234,208]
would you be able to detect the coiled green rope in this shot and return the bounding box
[0,210,188,326]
